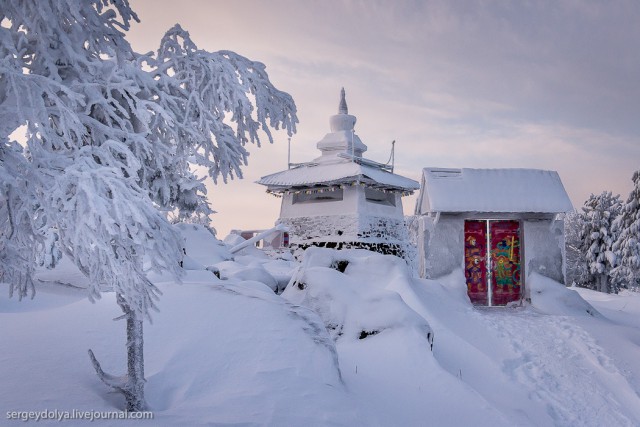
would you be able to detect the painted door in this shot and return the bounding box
[464,220,488,305]
[464,220,521,306]
[489,220,521,306]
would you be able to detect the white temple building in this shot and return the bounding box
[257,89,419,257]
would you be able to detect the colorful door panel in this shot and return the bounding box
[464,220,488,305]
[489,220,521,306]
[464,220,521,306]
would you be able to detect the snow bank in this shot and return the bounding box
[213,256,296,293]
[283,248,511,426]
[173,223,296,293]
[574,287,640,328]
[0,272,363,426]
[3,226,640,426]
[144,277,361,425]
[394,270,640,426]
[222,233,268,258]
[528,273,600,316]
[174,223,232,266]
[214,260,278,292]
[283,247,433,343]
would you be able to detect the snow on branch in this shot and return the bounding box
[45,147,183,315]
[0,1,298,318]
[154,24,298,183]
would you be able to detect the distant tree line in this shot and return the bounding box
[566,170,640,293]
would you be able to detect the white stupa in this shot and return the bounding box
[257,89,419,257]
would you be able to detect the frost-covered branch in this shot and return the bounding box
[152,24,298,183]
[1,0,297,411]
[612,170,640,289]
[573,192,622,293]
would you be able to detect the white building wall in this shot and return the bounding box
[277,185,411,257]
[355,190,404,218]
[416,215,464,279]
[280,186,404,220]
[522,218,565,285]
[279,186,360,218]
[415,214,566,287]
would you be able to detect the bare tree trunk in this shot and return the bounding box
[89,293,146,411]
[598,274,609,294]
[122,295,146,411]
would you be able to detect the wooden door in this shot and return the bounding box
[464,220,488,305]
[489,220,521,306]
[464,220,521,306]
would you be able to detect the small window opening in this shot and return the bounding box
[365,188,396,206]
[293,188,343,204]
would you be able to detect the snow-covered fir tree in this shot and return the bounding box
[0,0,296,411]
[577,192,622,293]
[612,170,640,290]
[565,210,590,287]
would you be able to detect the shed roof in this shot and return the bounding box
[257,161,419,192]
[415,167,573,214]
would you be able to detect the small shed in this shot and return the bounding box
[413,167,573,306]
[257,89,419,257]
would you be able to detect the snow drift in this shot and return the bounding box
[2,227,640,426]
[283,247,434,345]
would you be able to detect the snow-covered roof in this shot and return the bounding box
[257,161,420,191]
[258,89,419,193]
[416,168,573,214]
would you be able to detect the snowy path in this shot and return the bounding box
[391,275,640,427]
[479,308,639,426]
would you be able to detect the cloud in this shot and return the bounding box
[127,0,640,235]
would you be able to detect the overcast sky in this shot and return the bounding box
[128,0,640,237]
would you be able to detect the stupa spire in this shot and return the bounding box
[338,87,348,114]
[315,87,367,160]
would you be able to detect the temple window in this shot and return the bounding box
[292,188,344,204]
[365,188,396,206]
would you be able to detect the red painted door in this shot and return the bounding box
[490,220,521,306]
[464,220,488,305]
[464,220,521,306]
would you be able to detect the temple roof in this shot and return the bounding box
[258,88,418,193]
[257,161,419,192]
[415,168,573,214]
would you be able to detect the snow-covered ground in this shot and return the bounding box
[1,225,640,426]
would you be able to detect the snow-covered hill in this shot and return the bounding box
[1,225,640,426]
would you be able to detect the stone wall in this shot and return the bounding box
[294,240,407,258]
[278,215,357,244]
[278,214,411,259]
